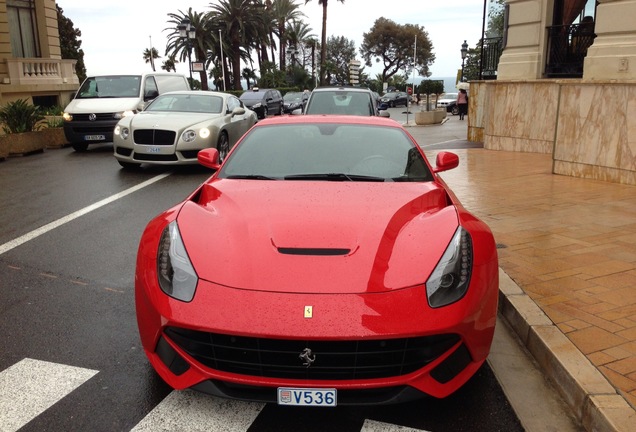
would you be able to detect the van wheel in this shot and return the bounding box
[217,132,229,162]
[118,161,141,170]
[72,142,89,152]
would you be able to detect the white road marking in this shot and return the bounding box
[131,390,264,432]
[0,173,171,256]
[361,419,429,432]
[0,358,98,432]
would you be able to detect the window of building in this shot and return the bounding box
[7,0,41,58]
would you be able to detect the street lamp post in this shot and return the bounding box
[178,18,196,83]
[460,40,468,82]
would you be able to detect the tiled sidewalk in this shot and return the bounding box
[435,149,636,409]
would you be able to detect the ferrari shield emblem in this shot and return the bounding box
[304,306,313,318]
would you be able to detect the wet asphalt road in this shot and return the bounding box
[0,111,523,432]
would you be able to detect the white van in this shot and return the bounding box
[63,73,190,151]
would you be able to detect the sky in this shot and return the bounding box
[56,0,490,81]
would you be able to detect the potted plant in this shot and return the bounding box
[39,106,69,149]
[0,99,47,156]
[415,80,447,125]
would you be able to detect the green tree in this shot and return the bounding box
[360,18,434,84]
[56,4,86,82]
[305,0,345,85]
[487,0,506,38]
[272,0,305,70]
[209,0,266,90]
[242,67,258,89]
[161,54,179,72]
[143,47,161,72]
[165,8,216,90]
[325,35,356,84]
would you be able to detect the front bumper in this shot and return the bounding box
[135,258,498,403]
[63,117,118,144]
[114,129,211,165]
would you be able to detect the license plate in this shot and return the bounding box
[277,387,337,406]
[84,135,105,141]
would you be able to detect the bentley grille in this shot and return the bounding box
[134,129,176,145]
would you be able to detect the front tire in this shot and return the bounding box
[217,132,229,162]
[451,106,460,116]
[72,142,89,152]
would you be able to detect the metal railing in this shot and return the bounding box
[545,23,595,78]
[480,37,503,79]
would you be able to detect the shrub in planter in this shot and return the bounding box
[0,99,47,156]
[0,99,44,134]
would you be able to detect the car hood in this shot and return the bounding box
[128,111,220,128]
[64,97,142,113]
[177,180,459,294]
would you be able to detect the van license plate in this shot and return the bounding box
[277,388,336,406]
[84,135,105,141]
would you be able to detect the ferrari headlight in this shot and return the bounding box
[199,128,210,139]
[426,227,473,308]
[157,221,198,302]
[114,125,129,139]
[182,130,197,142]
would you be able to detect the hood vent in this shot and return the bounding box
[277,247,350,256]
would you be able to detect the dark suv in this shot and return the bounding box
[239,88,284,119]
[303,87,390,117]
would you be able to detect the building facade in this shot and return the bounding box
[0,0,79,109]
[470,0,636,185]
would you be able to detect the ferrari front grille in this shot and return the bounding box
[133,129,176,145]
[164,327,460,380]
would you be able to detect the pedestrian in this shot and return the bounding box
[457,89,468,120]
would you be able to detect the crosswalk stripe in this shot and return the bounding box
[0,358,98,432]
[361,419,429,432]
[131,390,265,432]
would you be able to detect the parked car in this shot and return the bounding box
[303,87,389,117]
[436,93,459,115]
[378,91,409,107]
[282,91,308,114]
[135,114,499,406]
[239,87,283,119]
[113,91,257,169]
[63,73,190,152]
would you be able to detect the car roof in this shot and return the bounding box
[253,114,401,128]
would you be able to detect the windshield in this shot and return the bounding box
[218,123,433,182]
[145,94,224,113]
[76,75,141,99]
[284,92,303,102]
[240,92,265,101]
[305,91,374,116]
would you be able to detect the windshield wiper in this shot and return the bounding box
[284,173,385,182]
[226,174,276,180]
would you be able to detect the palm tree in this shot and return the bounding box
[242,67,258,89]
[209,0,266,90]
[161,54,179,72]
[304,0,344,85]
[271,0,305,70]
[143,48,161,71]
[165,8,216,90]
[285,20,315,69]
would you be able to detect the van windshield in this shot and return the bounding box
[76,75,141,99]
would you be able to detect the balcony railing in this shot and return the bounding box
[545,23,596,78]
[3,58,79,86]
[480,37,503,79]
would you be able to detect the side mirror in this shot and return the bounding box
[231,107,246,117]
[197,148,221,170]
[433,151,459,173]
[291,108,303,115]
[378,110,390,118]
[144,89,159,101]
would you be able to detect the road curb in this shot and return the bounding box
[497,268,636,431]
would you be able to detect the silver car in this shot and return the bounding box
[113,91,257,169]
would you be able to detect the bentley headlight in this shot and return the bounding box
[426,227,473,308]
[182,130,197,142]
[157,221,198,302]
[199,128,210,139]
[114,126,129,139]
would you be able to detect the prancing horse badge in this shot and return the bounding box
[304,306,313,318]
